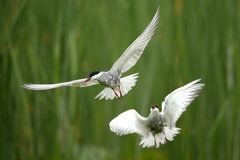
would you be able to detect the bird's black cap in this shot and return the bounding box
[89,71,100,77]
[151,105,158,109]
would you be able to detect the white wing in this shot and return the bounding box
[108,7,160,75]
[109,109,148,137]
[160,79,205,128]
[22,78,99,90]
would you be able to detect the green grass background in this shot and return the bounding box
[1,0,240,159]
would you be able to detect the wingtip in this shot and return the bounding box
[156,5,160,17]
[22,84,31,89]
[194,79,205,86]
[187,79,205,91]
[193,79,201,82]
[157,5,160,12]
[21,84,36,90]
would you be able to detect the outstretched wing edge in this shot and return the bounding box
[160,79,205,128]
[22,78,99,90]
[109,6,160,75]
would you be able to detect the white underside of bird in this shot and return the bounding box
[109,79,205,147]
[22,7,160,100]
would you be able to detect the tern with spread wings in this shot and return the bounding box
[22,7,160,100]
[110,79,204,147]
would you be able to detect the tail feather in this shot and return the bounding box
[139,126,180,148]
[139,132,165,148]
[95,73,139,100]
[95,87,116,100]
[119,73,138,95]
[139,133,155,148]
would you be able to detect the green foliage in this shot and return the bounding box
[1,0,240,159]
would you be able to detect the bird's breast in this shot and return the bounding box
[147,116,164,134]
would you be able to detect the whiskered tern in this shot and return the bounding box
[110,79,204,147]
[22,7,160,100]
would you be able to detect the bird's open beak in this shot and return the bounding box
[84,77,91,83]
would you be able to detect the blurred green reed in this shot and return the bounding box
[1,0,240,159]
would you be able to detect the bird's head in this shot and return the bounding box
[150,105,160,113]
[84,71,101,83]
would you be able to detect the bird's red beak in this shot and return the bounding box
[84,77,91,83]
[151,105,155,109]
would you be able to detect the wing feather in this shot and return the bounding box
[109,7,160,75]
[22,78,99,90]
[160,79,205,128]
[109,109,148,137]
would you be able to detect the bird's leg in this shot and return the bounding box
[112,88,121,99]
[118,85,122,99]
[165,137,168,143]
[154,134,156,147]
[163,131,168,143]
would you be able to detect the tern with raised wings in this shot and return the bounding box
[110,79,204,147]
[23,7,160,100]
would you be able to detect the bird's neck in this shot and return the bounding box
[151,110,159,116]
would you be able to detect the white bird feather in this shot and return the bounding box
[23,78,99,90]
[109,7,160,75]
[109,79,204,147]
